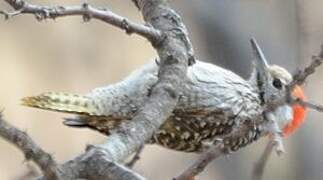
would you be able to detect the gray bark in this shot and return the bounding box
[0,0,193,179]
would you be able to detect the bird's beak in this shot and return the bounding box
[250,38,270,69]
[283,85,307,136]
[292,85,306,101]
[250,38,270,90]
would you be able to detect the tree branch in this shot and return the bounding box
[174,143,225,180]
[0,113,64,180]
[126,145,144,168]
[284,45,323,113]
[176,43,323,180]
[290,44,323,88]
[59,0,193,178]
[293,98,323,112]
[2,0,161,43]
[4,1,321,180]
[251,45,323,180]
[252,141,275,180]
[0,112,146,180]
[1,0,194,179]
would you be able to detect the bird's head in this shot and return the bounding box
[250,38,307,137]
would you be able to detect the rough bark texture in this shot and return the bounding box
[60,0,193,179]
[0,114,64,180]
[1,0,192,179]
[1,1,323,180]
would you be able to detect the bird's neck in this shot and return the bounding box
[248,67,258,88]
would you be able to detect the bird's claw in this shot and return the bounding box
[263,113,286,156]
[272,138,285,155]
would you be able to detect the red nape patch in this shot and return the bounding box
[283,85,307,137]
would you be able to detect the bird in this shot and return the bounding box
[21,39,306,153]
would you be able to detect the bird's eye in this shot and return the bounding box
[273,78,282,89]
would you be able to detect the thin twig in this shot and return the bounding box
[251,45,323,180]
[0,113,63,180]
[287,45,323,112]
[0,8,23,20]
[174,143,225,180]
[2,0,161,43]
[293,98,323,112]
[126,145,144,168]
[252,141,275,180]
[177,44,323,180]
[290,45,323,88]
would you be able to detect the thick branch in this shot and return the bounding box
[2,0,161,43]
[0,112,145,180]
[44,0,192,179]
[7,1,322,180]
[61,146,145,180]
[60,0,193,178]
[0,113,63,180]
[1,1,194,179]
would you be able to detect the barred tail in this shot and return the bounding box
[21,92,100,115]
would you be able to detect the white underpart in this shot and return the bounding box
[264,105,293,155]
[272,105,293,129]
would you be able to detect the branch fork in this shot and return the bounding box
[1,0,193,179]
[1,1,323,180]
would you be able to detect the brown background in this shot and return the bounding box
[0,1,323,179]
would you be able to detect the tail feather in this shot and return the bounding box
[63,116,122,135]
[21,92,100,115]
[63,117,88,127]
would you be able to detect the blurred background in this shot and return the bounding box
[0,0,323,179]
